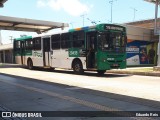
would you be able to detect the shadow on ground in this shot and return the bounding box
[0,64,131,78]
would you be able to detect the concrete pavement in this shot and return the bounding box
[1,63,160,77]
[1,73,160,120]
[108,67,160,77]
[0,64,160,102]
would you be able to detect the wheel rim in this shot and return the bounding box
[28,61,32,69]
[75,64,80,72]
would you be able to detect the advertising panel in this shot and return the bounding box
[127,40,157,66]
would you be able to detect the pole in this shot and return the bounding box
[0,30,2,45]
[109,0,117,23]
[154,0,158,35]
[154,0,160,68]
[109,0,113,23]
[70,22,74,28]
[131,7,137,21]
[156,0,160,66]
[80,14,87,27]
[9,36,14,43]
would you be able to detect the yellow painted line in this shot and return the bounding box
[0,79,119,111]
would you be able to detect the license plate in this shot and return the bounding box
[112,64,118,67]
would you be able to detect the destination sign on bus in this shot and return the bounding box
[105,25,124,31]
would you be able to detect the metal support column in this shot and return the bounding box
[157,35,160,66]
[154,0,160,70]
[3,50,5,63]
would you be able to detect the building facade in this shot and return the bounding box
[0,43,13,63]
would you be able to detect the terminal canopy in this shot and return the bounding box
[0,0,7,7]
[0,15,69,34]
[144,0,160,4]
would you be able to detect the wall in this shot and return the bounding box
[124,24,152,41]
[0,50,13,63]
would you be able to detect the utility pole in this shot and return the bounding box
[9,36,14,43]
[80,13,87,27]
[131,7,137,21]
[109,0,117,23]
[69,22,75,28]
[0,30,2,45]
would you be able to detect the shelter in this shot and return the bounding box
[0,15,69,63]
[0,15,69,34]
[0,0,7,7]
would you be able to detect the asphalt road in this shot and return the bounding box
[0,66,160,120]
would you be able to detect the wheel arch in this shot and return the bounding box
[27,57,33,65]
[27,57,32,63]
[71,58,83,69]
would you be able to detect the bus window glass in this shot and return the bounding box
[51,34,60,50]
[121,35,126,47]
[33,37,41,50]
[15,41,21,51]
[25,39,33,50]
[98,32,125,52]
[72,31,85,48]
[61,33,71,49]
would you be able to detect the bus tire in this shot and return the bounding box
[97,70,106,75]
[27,59,33,70]
[73,60,84,74]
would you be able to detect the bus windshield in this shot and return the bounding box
[98,31,126,52]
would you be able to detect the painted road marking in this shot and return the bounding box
[0,79,118,111]
[0,79,152,120]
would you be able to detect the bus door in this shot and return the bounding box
[20,41,25,65]
[42,37,51,67]
[86,32,97,68]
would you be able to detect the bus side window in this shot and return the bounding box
[61,33,71,49]
[72,30,85,48]
[15,41,21,52]
[25,39,33,50]
[51,34,60,50]
[33,37,41,50]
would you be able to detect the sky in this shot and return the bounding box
[0,0,159,44]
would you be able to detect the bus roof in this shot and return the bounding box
[69,23,126,32]
[69,25,96,32]
[14,36,32,41]
[14,24,126,40]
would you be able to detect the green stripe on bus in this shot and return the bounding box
[68,48,80,57]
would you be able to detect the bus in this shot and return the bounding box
[13,23,127,75]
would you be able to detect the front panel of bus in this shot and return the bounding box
[96,24,127,70]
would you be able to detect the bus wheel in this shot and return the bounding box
[27,59,33,70]
[97,70,106,75]
[73,60,84,74]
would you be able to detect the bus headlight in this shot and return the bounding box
[102,59,106,62]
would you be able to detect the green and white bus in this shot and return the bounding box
[13,23,127,75]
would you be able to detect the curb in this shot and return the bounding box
[107,70,160,77]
